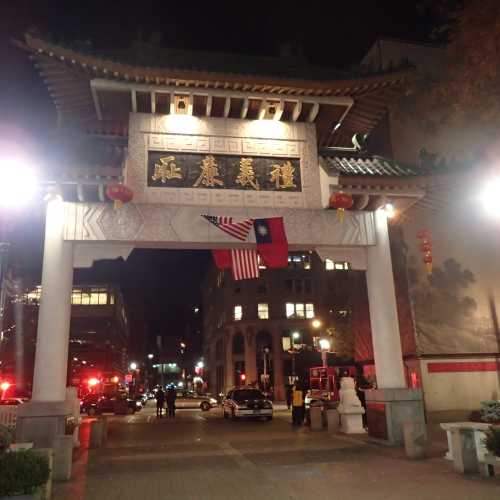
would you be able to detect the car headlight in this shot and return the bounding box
[136,402,142,407]
[209,398,217,404]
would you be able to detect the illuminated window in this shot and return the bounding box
[285,302,315,319]
[305,303,315,318]
[234,305,242,321]
[109,293,115,305]
[258,303,269,320]
[295,303,305,318]
[287,253,311,270]
[89,293,99,305]
[325,260,350,271]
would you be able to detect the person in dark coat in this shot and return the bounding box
[285,385,293,410]
[156,388,165,418]
[166,386,177,419]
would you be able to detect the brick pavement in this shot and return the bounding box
[53,406,500,500]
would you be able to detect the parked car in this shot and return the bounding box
[222,388,273,421]
[135,394,148,407]
[80,393,141,416]
[175,391,218,411]
[0,398,27,406]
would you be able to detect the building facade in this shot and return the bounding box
[202,252,352,399]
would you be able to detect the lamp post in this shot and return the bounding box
[291,331,300,380]
[319,338,331,399]
[262,347,270,390]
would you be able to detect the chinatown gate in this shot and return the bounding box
[16,35,427,447]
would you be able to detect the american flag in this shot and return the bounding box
[202,215,253,241]
[231,249,259,280]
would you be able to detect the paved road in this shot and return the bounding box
[54,405,500,500]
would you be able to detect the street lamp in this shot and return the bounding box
[311,319,322,329]
[0,156,38,208]
[129,362,138,371]
[290,331,300,379]
[147,354,154,360]
[319,338,331,399]
[480,177,500,214]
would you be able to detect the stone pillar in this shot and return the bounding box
[364,209,425,446]
[224,330,234,391]
[272,327,285,401]
[16,196,74,447]
[244,328,257,385]
[366,209,406,389]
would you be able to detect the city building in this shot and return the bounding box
[0,283,129,394]
[202,252,352,400]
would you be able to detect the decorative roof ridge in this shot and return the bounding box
[14,34,416,90]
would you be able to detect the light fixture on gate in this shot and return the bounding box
[383,202,396,219]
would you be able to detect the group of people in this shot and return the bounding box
[155,386,177,418]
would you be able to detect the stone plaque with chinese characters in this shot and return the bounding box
[147,151,301,192]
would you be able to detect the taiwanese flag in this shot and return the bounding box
[253,217,288,268]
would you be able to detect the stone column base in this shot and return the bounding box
[365,388,425,446]
[16,401,73,449]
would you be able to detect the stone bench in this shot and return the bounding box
[440,422,499,476]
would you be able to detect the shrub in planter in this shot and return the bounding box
[0,425,13,454]
[484,426,500,458]
[0,450,50,498]
[480,400,500,423]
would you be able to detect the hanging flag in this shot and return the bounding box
[212,249,232,269]
[211,249,259,280]
[231,249,259,280]
[202,215,253,241]
[254,217,288,268]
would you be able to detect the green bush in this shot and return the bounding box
[0,450,50,496]
[0,425,13,453]
[480,400,500,423]
[484,426,500,458]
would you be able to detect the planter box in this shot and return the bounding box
[0,494,39,500]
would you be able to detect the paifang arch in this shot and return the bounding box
[15,35,428,447]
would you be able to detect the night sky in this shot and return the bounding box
[0,1,441,357]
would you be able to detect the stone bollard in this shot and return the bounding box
[32,448,54,500]
[450,428,479,474]
[310,405,323,430]
[403,421,427,459]
[53,435,73,481]
[100,415,108,445]
[89,419,103,449]
[326,409,340,433]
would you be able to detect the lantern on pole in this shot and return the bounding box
[106,184,134,209]
[417,228,433,274]
[329,191,353,222]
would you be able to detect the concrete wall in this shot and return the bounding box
[420,358,500,412]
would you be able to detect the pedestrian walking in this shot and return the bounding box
[286,385,293,410]
[156,387,165,418]
[291,381,305,426]
[166,385,177,419]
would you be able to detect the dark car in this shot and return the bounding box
[80,393,141,416]
[222,388,273,420]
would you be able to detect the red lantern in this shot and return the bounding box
[423,254,433,274]
[417,229,431,241]
[329,191,354,222]
[420,242,432,254]
[106,184,134,209]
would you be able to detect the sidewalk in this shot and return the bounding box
[53,408,500,500]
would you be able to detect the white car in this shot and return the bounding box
[222,388,273,421]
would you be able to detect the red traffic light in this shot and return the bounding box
[240,373,246,382]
